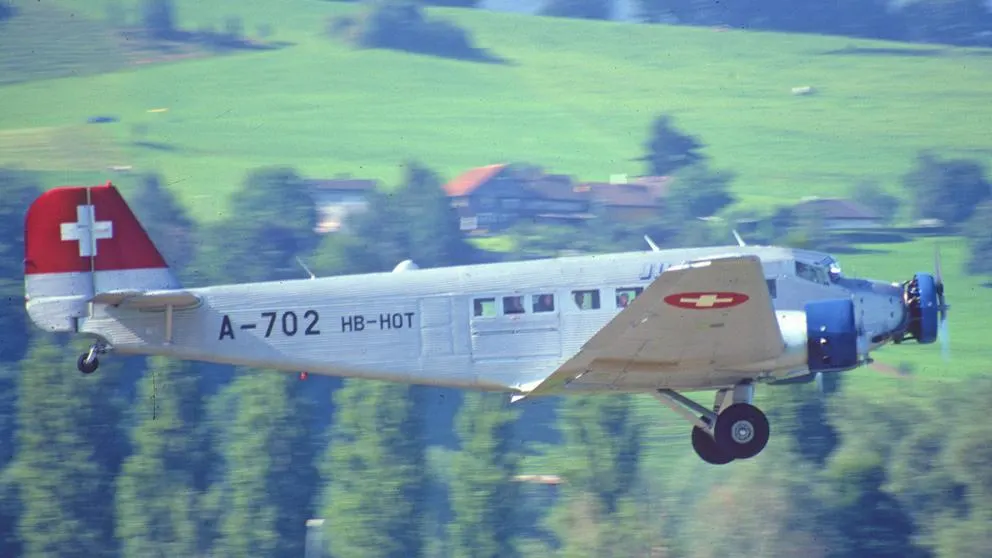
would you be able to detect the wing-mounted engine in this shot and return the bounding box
[804,298,859,372]
[768,298,861,388]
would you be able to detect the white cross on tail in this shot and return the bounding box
[679,294,733,308]
[60,205,113,257]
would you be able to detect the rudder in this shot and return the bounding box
[24,182,180,332]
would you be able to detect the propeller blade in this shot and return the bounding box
[934,243,943,286]
[815,372,841,394]
[940,318,950,361]
[933,242,949,361]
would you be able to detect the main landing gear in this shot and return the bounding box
[77,343,110,375]
[653,384,770,465]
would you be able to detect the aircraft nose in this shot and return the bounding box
[854,280,908,346]
[903,272,946,344]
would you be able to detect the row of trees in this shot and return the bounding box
[531,0,992,47]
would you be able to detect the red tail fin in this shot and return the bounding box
[24,182,180,332]
[25,182,171,275]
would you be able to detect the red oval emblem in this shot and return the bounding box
[664,292,749,310]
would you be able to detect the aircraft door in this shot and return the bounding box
[420,296,468,356]
[469,292,562,360]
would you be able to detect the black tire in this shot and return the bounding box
[691,421,734,465]
[714,403,770,459]
[77,354,98,374]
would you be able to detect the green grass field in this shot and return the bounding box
[1,0,989,385]
[2,0,992,222]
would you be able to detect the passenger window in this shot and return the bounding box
[503,295,525,315]
[572,289,600,310]
[532,293,555,313]
[615,287,643,308]
[473,297,496,317]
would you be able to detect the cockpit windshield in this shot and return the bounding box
[795,260,832,285]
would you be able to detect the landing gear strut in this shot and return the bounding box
[77,343,110,375]
[653,383,770,465]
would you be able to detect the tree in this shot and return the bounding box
[141,0,177,40]
[127,173,197,275]
[683,444,835,558]
[398,162,476,269]
[638,114,706,176]
[0,3,16,21]
[557,395,641,516]
[964,201,992,275]
[541,0,614,19]
[850,179,901,225]
[0,169,42,363]
[191,166,319,284]
[821,446,925,558]
[115,357,211,557]
[664,162,736,222]
[11,335,127,558]
[447,393,522,558]
[322,379,429,558]
[546,394,642,557]
[901,150,991,225]
[332,161,478,273]
[422,0,482,6]
[208,370,319,558]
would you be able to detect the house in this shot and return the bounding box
[305,176,379,233]
[444,164,593,233]
[792,197,882,230]
[581,175,670,222]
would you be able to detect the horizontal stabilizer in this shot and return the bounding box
[90,289,201,310]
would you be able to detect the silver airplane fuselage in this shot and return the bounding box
[77,244,907,395]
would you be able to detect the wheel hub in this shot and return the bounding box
[731,420,754,444]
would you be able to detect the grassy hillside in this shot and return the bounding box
[1,0,991,222]
[0,1,129,85]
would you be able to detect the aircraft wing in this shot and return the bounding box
[525,255,784,396]
[90,289,201,310]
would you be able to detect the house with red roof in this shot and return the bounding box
[792,197,882,229]
[445,164,594,232]
[444,164,668,233]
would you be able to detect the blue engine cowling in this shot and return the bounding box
[805,298,859,372]
[905,273,939,344]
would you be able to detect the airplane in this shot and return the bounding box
[23,182,949,465]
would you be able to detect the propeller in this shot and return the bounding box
[814,371,840,396]
[934,244,950,361]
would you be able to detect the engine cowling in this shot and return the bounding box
[903,272,939,344]
[805,298,859,372]
[770,298,860,386]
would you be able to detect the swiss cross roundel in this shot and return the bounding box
[664,292,749,310]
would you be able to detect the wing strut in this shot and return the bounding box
[652,390,715,430]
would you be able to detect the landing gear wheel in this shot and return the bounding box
[714,403,769,459]
[77,354,99,374]
[691,420,734,465]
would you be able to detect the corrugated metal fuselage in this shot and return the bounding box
[79,245,898,394]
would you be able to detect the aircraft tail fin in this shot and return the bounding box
[24,182,181,332]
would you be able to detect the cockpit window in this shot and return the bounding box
[795,261,830,285]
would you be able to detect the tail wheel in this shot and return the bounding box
[714,403,770,459]
[691,420,734,465]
